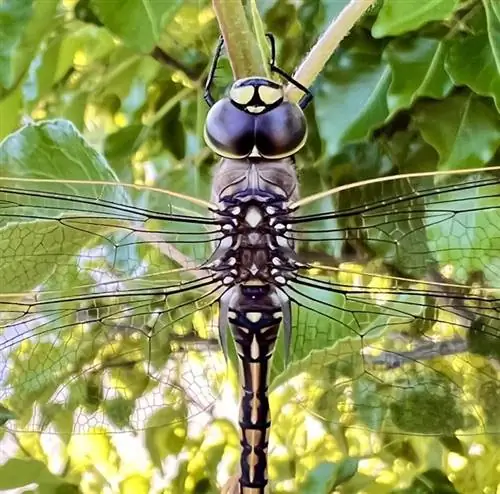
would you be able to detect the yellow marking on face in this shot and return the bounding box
[245,105,265,113]
[258,85,282,105]
[230,85,254,105]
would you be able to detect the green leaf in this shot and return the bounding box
[0,119,123,193]
[0,0,33,89]
[301,459,359,493]
[0,86,22,139]
[413,93,500,171]
[22,22,115,106]
[90,0,183,52]
[385,37,453,113]
[70,430,117,468]
[0,0,59,91]
[484,0,500,68]
[102,397,135,429]
[145,402,188,471]
[104,124,146,170]
[389,374,465,434]
[447,2,500,111]
[372,0,459,38]
[0,220,112,295]
[0,458,63,489]
[0,404,16,425]
[316,37,391,156]
[392,468,460,493]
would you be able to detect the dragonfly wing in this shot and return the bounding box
[0,180,226,434]
[271,168,500,435]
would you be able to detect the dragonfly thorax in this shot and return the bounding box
[210,200,296,287]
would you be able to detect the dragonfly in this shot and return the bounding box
[1,33,499,493]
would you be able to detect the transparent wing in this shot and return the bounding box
[0,178,226,435]
[272,167,500,436]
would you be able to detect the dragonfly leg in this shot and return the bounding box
[265,33,313,109]
[204,35,225,107]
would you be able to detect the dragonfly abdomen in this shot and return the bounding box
[229,298,282,493]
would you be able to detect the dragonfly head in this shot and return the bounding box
[204,76,308,160]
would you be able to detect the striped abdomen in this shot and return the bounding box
[229,289,282,493]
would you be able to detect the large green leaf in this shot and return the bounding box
[315,37,391,156]
[446,30,500,112]
[0,119,130,293]
[0,119,122,191]
[90,0,184,52]
[0,220,112,295]
[372,0,459,37]
[0,0,58,91]
[446,0,500,112]
[384,37,453,113]
[413,93,500,171]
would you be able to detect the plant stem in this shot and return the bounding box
[212,0,265,78]
[286,0,378,103]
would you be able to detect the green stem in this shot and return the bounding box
[286,0,378,103]
[145,87,193,127]
[212,0,265,78]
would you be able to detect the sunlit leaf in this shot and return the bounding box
[120,475,150,494]
[0,458,64,489]
[90,0,184,52]
[372,0,459,37]
[0,119,121,184]
[300,458,359,492]
[145,402,188,470]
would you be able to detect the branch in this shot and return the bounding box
[212,0,265,78]
[286,0,378,102]
[150,46,201,81]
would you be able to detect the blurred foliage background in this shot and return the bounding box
[0,0,499,493]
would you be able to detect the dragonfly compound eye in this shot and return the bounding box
[204,76,307,159]
[204,98,255,159]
